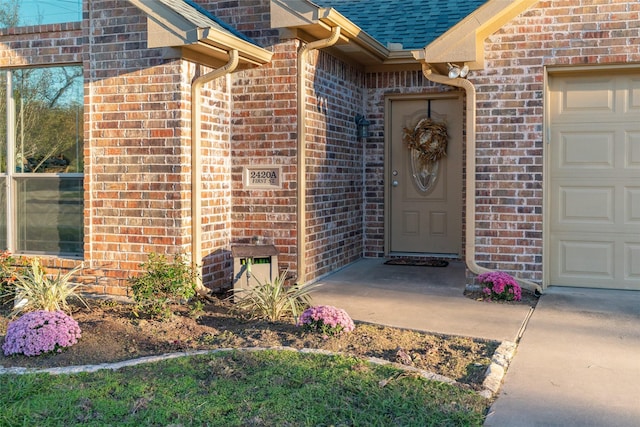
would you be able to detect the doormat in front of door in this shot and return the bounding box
[384,258,449,267]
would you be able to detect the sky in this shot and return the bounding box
[18,0,81,26]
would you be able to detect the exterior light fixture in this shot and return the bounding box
[355,114,370,138]
[447,63,469,79]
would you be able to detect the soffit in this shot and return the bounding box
[128,0,273,69]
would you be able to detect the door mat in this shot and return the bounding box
[384,258,449,267]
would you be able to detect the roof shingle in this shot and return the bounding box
[314,0,489,49]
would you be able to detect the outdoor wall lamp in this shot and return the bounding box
[355,114,370,138]
[447,62,469,79]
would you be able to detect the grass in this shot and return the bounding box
[0,350,488,426]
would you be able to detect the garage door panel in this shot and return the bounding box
[558,130,614,169]
[558,185,614,224]
[557,78,615,117]
[627,131,640,168]
[557,238,614,278]
[626,244,640,280]
[549,71,640,290]
[626,187,640,223]
[625,77,640,113]
[551,234,640,289]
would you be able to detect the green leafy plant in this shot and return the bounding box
[129,253,198,320]
[7,258,86,317]
[232,270,320,322]
[0,250,17,304]
[188,298,205,320]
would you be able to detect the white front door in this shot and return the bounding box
[387,95,463,255]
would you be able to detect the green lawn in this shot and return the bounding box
[0,350,488,426]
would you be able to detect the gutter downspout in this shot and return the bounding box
[191,49,239,292]
[421,63,542,295]
[296,27,341,285]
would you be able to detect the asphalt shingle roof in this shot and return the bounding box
[314,0,489,50]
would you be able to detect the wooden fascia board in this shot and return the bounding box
[199,27,273,65]
[421,0,538,69]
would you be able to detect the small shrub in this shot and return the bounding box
[232,270,320,322]
[297,305,355,336]
[2,310,82,356]
[8,258,86,317]
[188,299,205,320]
[477,271,522,302]
[129,253,198,320]
[0,250,17,304]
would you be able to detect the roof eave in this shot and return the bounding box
[271,0,422,69]
[128,0,272,68]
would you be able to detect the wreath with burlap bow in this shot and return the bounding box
[402,118,448,165]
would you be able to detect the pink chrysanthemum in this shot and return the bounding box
[477,271,522,302]
[3,310,82,356]
[297,305,355,336]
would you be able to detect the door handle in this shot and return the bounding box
[392,180,399,187]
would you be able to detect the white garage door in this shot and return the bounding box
[548,70,640,290]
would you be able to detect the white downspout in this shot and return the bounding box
[421,63,542,295]
[296,27,341,285]
[191,50,239,291]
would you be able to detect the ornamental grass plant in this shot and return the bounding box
[2,309,82,356]
[232,270,320,322]
[7,258,86,317]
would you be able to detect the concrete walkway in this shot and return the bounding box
[311,259,640,425]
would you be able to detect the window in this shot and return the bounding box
[0,66,84,256]
[0,0,82,28]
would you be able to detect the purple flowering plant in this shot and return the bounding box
[477,271,522,302]
[3,310,82,356]
[297,305,355,336]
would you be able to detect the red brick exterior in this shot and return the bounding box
[1,0,638,294]
[471,0,640,282]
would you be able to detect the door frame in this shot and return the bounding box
[383,92,464,257]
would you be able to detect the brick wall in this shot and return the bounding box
[196,66,233,289]
[86,0,195,294]
[0,1,232,295]
[472,0,640,283]
[303,50,364,279]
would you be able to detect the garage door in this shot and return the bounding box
[548,70,640,290]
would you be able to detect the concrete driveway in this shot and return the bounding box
[485,287,640,427]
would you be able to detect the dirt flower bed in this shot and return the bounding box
[0,296,503,390]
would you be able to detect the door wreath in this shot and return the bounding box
[402,118,448,166]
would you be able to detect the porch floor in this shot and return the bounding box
[310,258,533,343]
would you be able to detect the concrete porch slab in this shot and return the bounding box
[310,258,533,343]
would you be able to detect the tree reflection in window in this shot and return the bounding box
[13,66,83,174]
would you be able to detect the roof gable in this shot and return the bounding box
[313,0,489,50]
